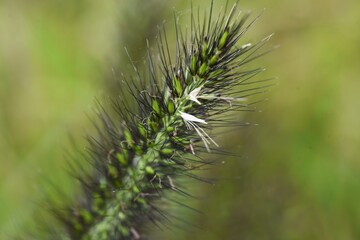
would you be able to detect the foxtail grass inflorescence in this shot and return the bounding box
[53,2,272,239]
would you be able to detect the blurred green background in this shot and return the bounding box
[1,0,360,239]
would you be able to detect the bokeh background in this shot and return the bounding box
[1,0,360,239]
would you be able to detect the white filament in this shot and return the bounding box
[179,111,218,152]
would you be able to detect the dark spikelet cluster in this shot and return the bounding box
[53,2,272,239]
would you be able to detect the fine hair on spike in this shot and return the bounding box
[45,1,273,239]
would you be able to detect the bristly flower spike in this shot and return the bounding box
[52,2,272,239]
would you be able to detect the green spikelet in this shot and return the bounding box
[52,2,272,239]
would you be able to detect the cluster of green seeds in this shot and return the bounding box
[53,3,270,240]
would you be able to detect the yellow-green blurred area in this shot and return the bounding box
[1,0,360,239]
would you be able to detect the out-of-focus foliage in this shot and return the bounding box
[0,0,117,237]
[1,0,359,239]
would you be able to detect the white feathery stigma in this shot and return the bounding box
[188,85,247,107]
[188,86,203,105]
[179,111,218,152]
[179,111,207,124]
